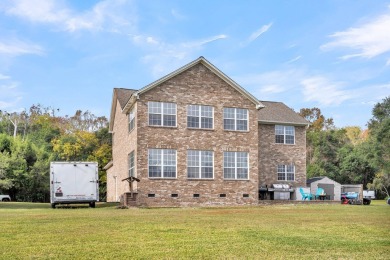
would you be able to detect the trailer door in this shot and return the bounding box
[74,163,98,201]
[52,163,98,202]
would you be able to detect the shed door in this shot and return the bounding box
[319,184,334,200]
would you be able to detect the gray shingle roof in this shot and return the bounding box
[306,177,325,185]
[258,101,309,126]
[115,88,137,109]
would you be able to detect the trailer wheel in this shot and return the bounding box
[363,199,371,205]
[89,202,95,208]
[51,203,56,209]
[2,198,10,202]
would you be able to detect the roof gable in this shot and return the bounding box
[109,88,136,132]
[122,56,264,113]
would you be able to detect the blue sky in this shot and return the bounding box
[0,0,389,128]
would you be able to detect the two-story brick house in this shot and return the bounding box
[105,57,308,206]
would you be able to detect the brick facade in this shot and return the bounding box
[106,100,137,202]
[258,124,306,188]
[107,57,307,206]
[135,63,259,206]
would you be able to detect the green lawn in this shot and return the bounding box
[1,201,389,259]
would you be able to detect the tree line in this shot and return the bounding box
[300,97,389,198]
[0,105,111,202]
[0,97,389,202]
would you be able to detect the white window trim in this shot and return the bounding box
[223,108,249,131]
[277,164,295,181]
[148,102,177,127]
[187,150,214,179]
[275,125,295,145]
[148,149,177,179]
[223,151,249,180]
[128,151,135,177]
[128,108,135,132]
[187,105,214,130]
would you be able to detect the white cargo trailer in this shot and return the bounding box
[50,162,99,208]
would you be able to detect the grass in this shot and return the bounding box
[0,201,389,259]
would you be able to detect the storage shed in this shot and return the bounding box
[307,176,341,201]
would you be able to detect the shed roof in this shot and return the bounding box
[258,101,309,126]
[306,177,326,185]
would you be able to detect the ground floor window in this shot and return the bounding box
[187,150,213,179]
[277,164,295,181]
[148,149,176,178]
[128,151,135,177]
[223,152,249,179]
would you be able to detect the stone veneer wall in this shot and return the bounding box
[135,63,259,207]
[258,124,306,188]
[106,100,137,202]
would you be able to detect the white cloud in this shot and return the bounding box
[245,23,272,45]
[0,82,23,110]
[300,76,352,106]
[259,85,284,94]
[3,0,136,33]
[134,34,228,77]
[0,40,44,56]
[285,55,302,64]
[321,7,390,61]
[184,34,228,48]
[171,9,186,20]
[0,74,10,80]
[386,58,390,66]
[234,69,305,99]
[5,0,69,23]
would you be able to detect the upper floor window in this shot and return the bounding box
[223,151,249,180]
[148,149,176,178]
[148,102,176,127]
[128,108,135,132]
[128,151,135,177]
[187,150,213,179]
[275,125,295,144]
[187,105,213,129]
[223,108,248,131]
[277,164,295,181]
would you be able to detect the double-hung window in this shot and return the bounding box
[187,150,213,179]
[187,105,213,129]
[277,164,295,181]
[223,152,249,180]
[148,102,176,127]
[128,151,135,177]
[128,108,135,132]
[223,108,248,131]
[275,125,295,144]
[148,149,176,178]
